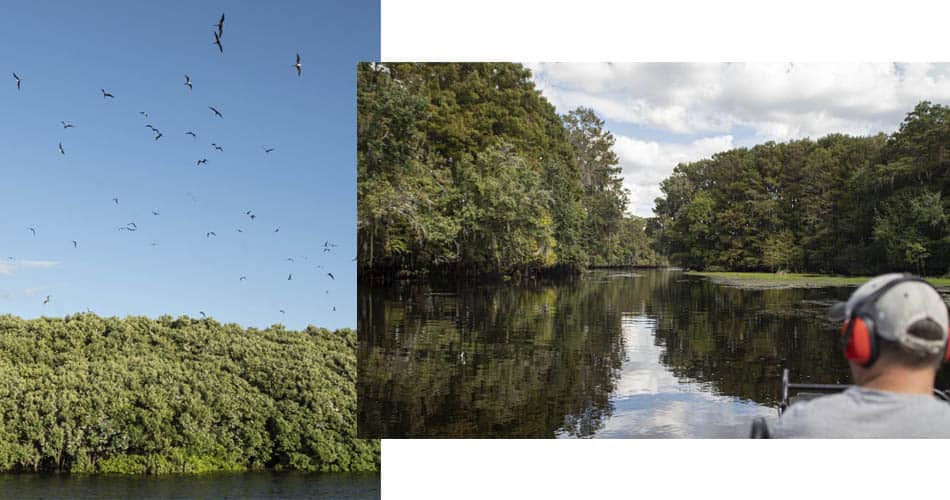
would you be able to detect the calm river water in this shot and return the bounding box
[0,472,380,499]
[358,269,949,438]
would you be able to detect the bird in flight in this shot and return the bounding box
[12,72,21,90]
[101,88,114,98]
[126,222,137,230]
[287,274,293,280]
[213,31,223,53]
[294,53,302,76]
[72,240,77,248]
[139,111,149,119]
[196,158,208,166]
[199,311,207,318]
[206,231,216,238]
[27,227,36,236]
[186,131,197,139]
[211,143,223,152]
[274,227,280,233]
[286,257,295,263]
[236,228,244,233]
[43,295,51,305]
[209,106,223,118]
[146,124,158,132]
[61,121,75,129]
[112,197,119,205]
[327,272,335,280]
[152,210,160,216]
[184,74,192,90]
[58,142,65,155]
[279,309,286,314]
[214,13,225,37]
[154,131,163,141]
[263,146,275,154]
[239,276,246,281]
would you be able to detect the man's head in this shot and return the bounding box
[832,273,949,387]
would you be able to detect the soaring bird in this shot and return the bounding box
[196,158,208,166]
[101,88,114,98]
[273,227,280,233]
[43,295,50,305]
[286,257,295,263]
[72,240,77,248]
[214,13,225,37]
[206,231,216,238]
[279,309,286,314]
[199,311,207,318]
[294,53,302,76]
[154,131,163,141]
[239,276,246,281]
[327,272,335,280]
[61,121,75,129]
[184,74,192,90]
[146,124,158,132]
[250,214,256,220]
[185,131,197,139]
[211,143,223,152]
[287,274,292,281]
[12,72,21,90]
[209,106,223,118]
[213,31,223,53]
[112,197,119,205]
[139,111,149,119]
[27,227,36,236]
[58,142,65,155]
[263,146,275,154]
[236,228,243,233]
[149,241,159,247]
[126,222,137,230]
[152,210,160,216]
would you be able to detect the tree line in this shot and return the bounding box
[357,62,660,279]
[358,62,948,278]
[654,101,949,276]
[0,314,379,474]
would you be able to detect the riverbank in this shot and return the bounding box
[688,271,950,290]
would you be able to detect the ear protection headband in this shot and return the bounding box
[840,274,950,367]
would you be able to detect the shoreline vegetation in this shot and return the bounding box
[358,62,948,283]
[687,271,950,290]
[0,314,379,475]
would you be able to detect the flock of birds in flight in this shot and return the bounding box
[9,12,345,320]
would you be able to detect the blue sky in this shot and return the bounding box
[0,1,379,330]
[528,63,950,216]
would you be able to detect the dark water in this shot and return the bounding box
[358,269,949,438]
[0,472,380,499]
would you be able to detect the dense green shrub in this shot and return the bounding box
[0,314,379,474]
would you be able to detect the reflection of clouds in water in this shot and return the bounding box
[588,314,775,438]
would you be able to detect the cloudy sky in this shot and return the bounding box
[527,62,950,216]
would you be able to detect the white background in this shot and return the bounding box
[377,1,950,498]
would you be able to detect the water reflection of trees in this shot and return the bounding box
[358,274,677,437]
[359,272,947,438]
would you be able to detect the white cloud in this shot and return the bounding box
[613,134,735,216]
[0,260,60,276]
[530,62,950,140]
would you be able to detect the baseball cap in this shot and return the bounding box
[829,273,949,355]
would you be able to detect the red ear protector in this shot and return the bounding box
[840,274,950,367]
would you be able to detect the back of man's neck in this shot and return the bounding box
[859,369,934,395]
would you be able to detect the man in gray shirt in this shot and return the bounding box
[773,273,950,438]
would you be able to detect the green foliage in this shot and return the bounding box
[0,314,379,474]
[654,102,949,275]
[357,63,652,277]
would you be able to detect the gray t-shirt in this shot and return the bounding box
[773,386,950,438]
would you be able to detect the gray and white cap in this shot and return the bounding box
[831,273,949,355]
